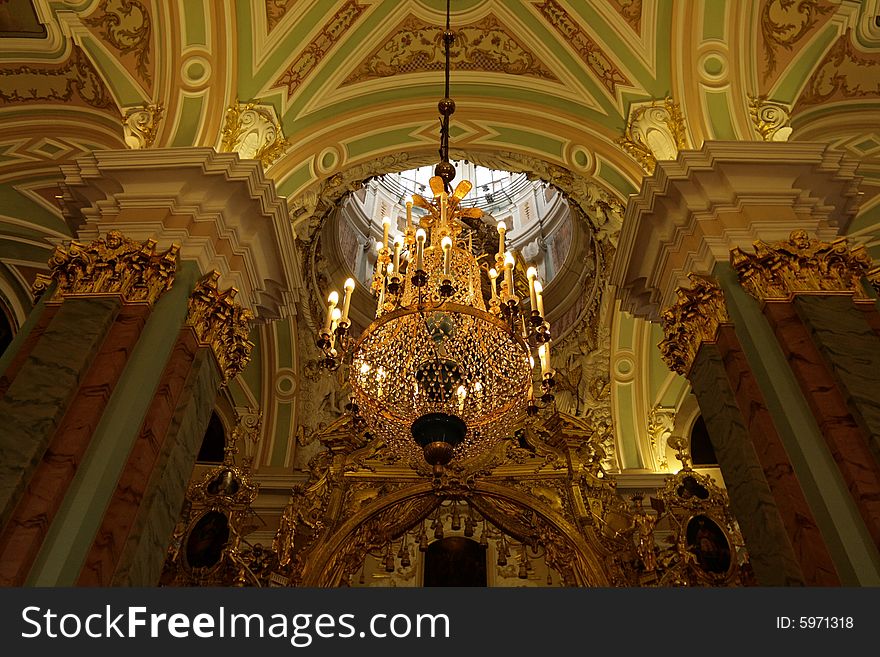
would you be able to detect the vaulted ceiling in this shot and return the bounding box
[1,0,879,473]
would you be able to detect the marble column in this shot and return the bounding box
[5,148,298,586]
[612,141,880,585]
[0,297,121,530]
[762,299,880,549]
[793,296,880,458]
[659,275,837,584]
[77,273,248,586]
[0,303,151,585]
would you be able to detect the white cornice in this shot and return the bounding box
[59,147,303,321]
[611,141,863,320]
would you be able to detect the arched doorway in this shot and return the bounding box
[424,536,487,587]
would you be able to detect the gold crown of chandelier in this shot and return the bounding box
[316,1,555,471]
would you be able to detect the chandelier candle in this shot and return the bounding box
[406,200,413,231]
[489,268,498,300]
[503,251,516,302]
[323,290,339,335]
[382,215,392,250]
[415,228,426,272]
[534,279,545,319]
[527,266,538,313]
[441,236,453,278]
[496,221,506,260]
[340,278,355,327]
[393,235,403,278]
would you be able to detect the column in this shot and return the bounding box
[658,275,836,585]
[612,141,880,585]
[0,147,299,586]
[0,233,178,585]
[730,233,880,550]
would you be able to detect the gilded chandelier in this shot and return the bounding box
[316,1,555,471]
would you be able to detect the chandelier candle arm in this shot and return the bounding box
[406,200,413,232]
[440,192,448,230]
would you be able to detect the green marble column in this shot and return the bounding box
[0,297,120,530]
[26,263,200,586]
[715,263,880,585]
[793,295,880,461]
[689,345,805,585]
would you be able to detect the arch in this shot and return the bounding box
[424,536,487,587]
[300,480,613,587]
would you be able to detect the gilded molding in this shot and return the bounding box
[659,274,730,376]
[83,0,153,85]
[760,0,834,79]
[617,97,689,175]
[186,271,255,381]
[272,0,366,98]
[646,405,675,471]
[533,0,630,93]
[32,230,178,305]
[731,230,874,302]
[343,13,557,85]
[220,101,290,168]
[122,102,163,148]
[0,46,117,111]
[747,94,792,141]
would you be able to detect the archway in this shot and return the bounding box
[299,480,615,587]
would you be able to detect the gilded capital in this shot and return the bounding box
[186,271,255,381]
[731,230,873,302]
[659,274,730,376]
[220,101,290,169]
[32,230,179,304]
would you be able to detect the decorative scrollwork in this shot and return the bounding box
[84,0,153,84]
[220,101,290,168]
[122,102,163,148]
[0,46,117,111]
[618,97,689,175]
[32,230,178,305]
[747,94,792,141]
[658,274,730,376]
[343,13,557,85]
[760,0,835,79]
[185,271,255,381]
[731,230,874,302]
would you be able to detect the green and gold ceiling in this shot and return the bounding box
[1,0,879,474]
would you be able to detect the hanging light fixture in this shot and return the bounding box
[317,0,554,473]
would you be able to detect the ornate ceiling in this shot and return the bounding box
[1,0,879,479]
